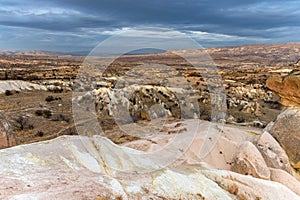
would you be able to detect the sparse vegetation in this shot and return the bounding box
[45,95,55,102]
[36,130,44,137]
[52,114,70,123]
[15,116,33,130]
[0,43,299,148]
[5,90,13,96]
[35,109,52,118]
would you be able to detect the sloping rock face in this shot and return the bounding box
[266,62,300,171]
[266,61,300,107]
[255,131,293,174]
[270,168,300,196]
[267,108,300,169]
[0,114,16,148]
[267,75,300,107]
[231,141,270,179]
[0,119,299,199]
[0,80,47,94]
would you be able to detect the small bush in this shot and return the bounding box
[61,127,77,135]
[5,90,13,96]
[35,110,43,116]
[52,114,70,123]
[36,131,44,137]
[28,124,34,130]
[45,96,55,102]
[236,117,245,123]
[35,109,52,118]
[27,75,40,81]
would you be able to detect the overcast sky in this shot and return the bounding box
[0,0,299,52]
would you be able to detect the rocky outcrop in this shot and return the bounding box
[267,108,300,169]
[0,80,46,94]
[266,62,300,172]
[231,141,270,179]
[0,119,299,199]
[255,131,293,174]
[0,135,298,199]
[0,80,73,94]
[267,63,300,107]
[73,85,203,124]
[266,75,283,95]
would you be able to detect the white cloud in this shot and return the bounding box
[0,5,80,16]
[0,0,299,51]
[101,27,188,39]
[188,30,270,43]
[225,1,300,16]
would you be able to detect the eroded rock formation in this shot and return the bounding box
[0,119,299,199]
[266,108,300,170]
[266,60,300,107]
[266,61,300,171]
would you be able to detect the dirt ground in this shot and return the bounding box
[1,43,300,147]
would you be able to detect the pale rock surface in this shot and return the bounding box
[0,129,299,199]
[122,119,261,171]
[202,169,300,200]
[231,141,270,179]
[0,80,46,93]
[268,108,300,169]
[270,168,300,196]
[255,131,293,174]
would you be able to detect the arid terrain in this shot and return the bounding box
[0,43,300,199]
[0,43,300,146]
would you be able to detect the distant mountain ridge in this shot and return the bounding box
[1,42,300,57]
[0,50,71,56]
[0,49,167,56]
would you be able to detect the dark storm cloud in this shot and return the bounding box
[0,0,299,51]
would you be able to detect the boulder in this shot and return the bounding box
[231,141,270,179]
[255,131,293,174]
[268,108,300,169]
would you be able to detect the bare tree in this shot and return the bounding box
[15,116,33,130]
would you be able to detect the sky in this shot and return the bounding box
[0,0,300,52]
